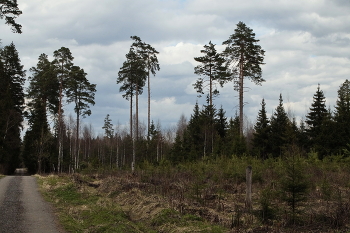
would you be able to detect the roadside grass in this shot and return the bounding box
[37,174,226,233]
[37,175,144,232]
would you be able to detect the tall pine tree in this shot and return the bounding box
[53,47,74,172]
[130,36,160,136]
[222,21,265,136]
[117,47,147,170]
[66,65,96,170]
[193,41,229,106]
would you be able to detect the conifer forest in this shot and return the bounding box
[2,1,350,232]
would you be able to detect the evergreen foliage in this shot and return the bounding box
[24,53,59,173]
[53,47,74,172]
[222,21,265,136]
[214,106,228,156]
[226,115,246,156]
[0,0,22,33]
[305,84,328,153]
[193,41,230,106]
[253,98,270,158]
[280,152,309,224]
[130,36,160,136]
[317,110,338,156]
[269,94,290,157]
[333,79,350,153]
[102,114,114,139]
[27,53,59,115]
[0,42,25,174]
[117,43,147,170]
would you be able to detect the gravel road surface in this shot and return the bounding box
[0,176,65,233]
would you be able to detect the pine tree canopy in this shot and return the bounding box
[222,21,265,85]
[117,48,147,100]
[193,41,230,105]
[0,0,22,33]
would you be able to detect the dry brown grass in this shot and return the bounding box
[38,156,350,232]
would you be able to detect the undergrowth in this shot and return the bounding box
[37,153,350,232]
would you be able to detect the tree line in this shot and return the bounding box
[1,3,349,174]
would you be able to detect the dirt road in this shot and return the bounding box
[0,176,65,233]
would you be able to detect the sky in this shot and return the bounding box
[1,0,350,137]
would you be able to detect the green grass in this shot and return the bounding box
[37,175,143,233]
[38,175,225,233]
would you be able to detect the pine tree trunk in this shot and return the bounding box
[130,93,135,172]
[58,80,63,173]
[76,110,80,171]
[148,68,151,136]
[239,53,244,136]
[136,84,139,141]
[116,137,119,168]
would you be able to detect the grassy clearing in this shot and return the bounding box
[37,154,350,232]
[37,174,225,232]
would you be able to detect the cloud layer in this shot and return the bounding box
[1,0,350,136]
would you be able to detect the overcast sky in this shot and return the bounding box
[2,0,350,136]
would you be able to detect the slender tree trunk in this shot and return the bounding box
[239,53,244,136]
[204,128,206,158]
[209,67,214,154]
[133,84,139,172]
[116,136,119,168]
[75,110,80,171]
[148,68,151,136]
[209,65,212,106]
[58,80,63,173]
[130,93,135,172]
[136,84,139,140]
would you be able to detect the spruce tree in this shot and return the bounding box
[214,106,228,156]
[317,109,338,156]
[280,153,309,225]
[269,94,290,157]
[226,115,246,156]
[199,102,217,157]
[305,84,328,152]
[334,79,350,153]
[253,98,270,158]
[185,102,203,161]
